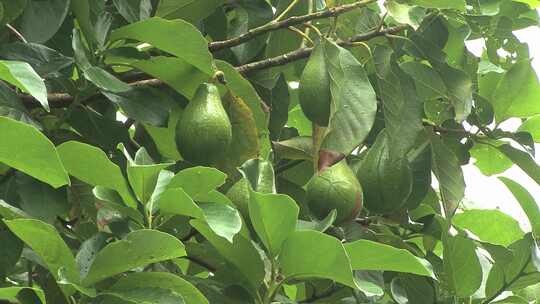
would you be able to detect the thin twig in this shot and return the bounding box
[208,0,378,52]
[287,26,314,45]
[20,25,407,109]
[275,0,302,22]
[6,24,27,43]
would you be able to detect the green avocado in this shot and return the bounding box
[306,160,363,224]
[298,42,331,126]
[175,83,232,165]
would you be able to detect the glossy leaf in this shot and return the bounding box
[249,192,299,257]
[279,230,357,289]
[57,141,137,208]
[345,240,435,277]
[82,230,186,286]
[470,142,513,176]
[0,117,69,188]
[0,60,48,110]
[107,272,208,304]
[4,219,79,282]
[499,144,540,187]
[191,219,265,292]
[167,166,227,199]
[110,17,214,75]
[0,287,46,303]
[155,0,224,24]
[19,0,70,43]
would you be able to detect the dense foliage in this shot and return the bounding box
[1,0,540,303]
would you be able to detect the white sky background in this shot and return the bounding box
[463,25,540,231]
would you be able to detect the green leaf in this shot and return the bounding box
[400,61,447,100]
[453,209,524,247]
[19,0,70,43]
[130,57,209,99]
[57,141,137,208]
[319,40,378,161]
[0,221,23,279]
[498,144,540,187]
[499,177,540,238]
[344,240,435,278]
[0,287,46,303]
[155,0,224,24]
[110,17,213,75]
[123,147,173,204]
[83,66,131,93]
[437,64,473,122]
[16,174,70,223]
[167,166,227,199]
[0,42,74,78]
[470,142,513,176]
[239,158,276,194]
[0,81,36,125]
[82,230,186,286]
[0,60,48,110]
[102,86,172,127]
[391,274,436,304]
[113,0,152,23]
[431,135,465,218]
[518,115,540,143]
[157,188,242,243]
[93,186,145,224]
[513,0,540,8]
[273,136,313,160]
[190,219,265,292]
[249,192,299,257]
[407,0,466,11]
[4,219,79,282]
[102,288,185,303]
[278,230,356,289]
[107,272,208,304]
[374,46,424,158]
[0,117,69,188]
[0,0,27,26]
[491,61,540,122]
[385,2,425,29]
[443,234,483,297]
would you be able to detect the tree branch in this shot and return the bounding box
[208,0,378,52]
[20,25,407,109]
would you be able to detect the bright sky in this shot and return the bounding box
[463,25,540,231]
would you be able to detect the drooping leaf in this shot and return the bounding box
[431,135,465,218]
[190,219,265,292]
[82,230,186,286]
[4,218,79,282]
[345,240,435,277]
[0,60,48,110]
[0,42,73,78]
[19,0,71,43]
[279,230,357,289]
[319,40,378,164]
[443,234,483,297]
[155,0,224,24]
[130,57,209,99]
[498,144,540,187]
[57,141,137,208]
[0,117,69,188]
[499,177,540,238]
[110,17,214,75]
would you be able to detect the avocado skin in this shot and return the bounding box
[298,43,331,126]
[306,160,363,224]
[176,83,232,165]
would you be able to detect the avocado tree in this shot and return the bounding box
[1,0,540,303]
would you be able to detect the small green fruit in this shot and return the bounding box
[298,42,331,126]
[226,178,250,220]
[306,160,363,224]
[176,83,232,165]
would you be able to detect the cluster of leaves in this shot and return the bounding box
[1,0,540,303]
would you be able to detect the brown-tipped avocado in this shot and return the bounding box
[175,83,232,165]
[305,160,363,224]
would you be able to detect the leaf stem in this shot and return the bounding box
[275,0,302,22]
[6,24,28,43]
